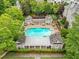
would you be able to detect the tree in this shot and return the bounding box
[9,0,16,5]
[0,1,24,52]
[30,0,37,14]
[9,20,23,41]
[61,28,68,38]
[0,13,23,41]
[0,27,12,43]
[19,0,30,16]
[0,13,23,52]
[4,39,16,51]
[51,2,61,14]
[0,27,16,51]
[0,0,16,15]
[30,1,45,15]
[35,2,45,15]
[44,2,52,14]
[64,15,79,59]
[5,6,24,20]
[0,0,9,14]
[0,13,13,28]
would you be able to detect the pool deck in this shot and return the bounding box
[16,23,63,49]
[22,24,61,47]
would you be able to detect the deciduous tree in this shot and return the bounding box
[5,6,24,20]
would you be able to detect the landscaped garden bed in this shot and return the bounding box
[12,48,64,54]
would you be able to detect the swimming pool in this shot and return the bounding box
[25,28,52,37]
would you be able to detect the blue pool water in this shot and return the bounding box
[25,28,52,37]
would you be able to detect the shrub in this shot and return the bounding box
[52,15,58,20]
[12,48,64,53]
[61,28,69,38]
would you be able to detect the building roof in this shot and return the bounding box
[50,33,63,44]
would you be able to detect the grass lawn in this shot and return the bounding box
[41,57,67,59]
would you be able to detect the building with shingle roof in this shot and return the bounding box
[50,33,63,49]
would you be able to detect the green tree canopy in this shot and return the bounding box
[0,0,16,15]
[0,27,12,42]
[19,0,30,15]
[0,13,23,41]
[0,13,23,51]
[65,15,79,59]
[0,27,16,51]
[5,6,24,20]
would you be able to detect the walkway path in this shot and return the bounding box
[13,53,64,59]
[35,55,40,59]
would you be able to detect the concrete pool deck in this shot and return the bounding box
[24,25,62,48]
[16,24,63,49]
[25,36,51,47]
[24,25,56,47]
